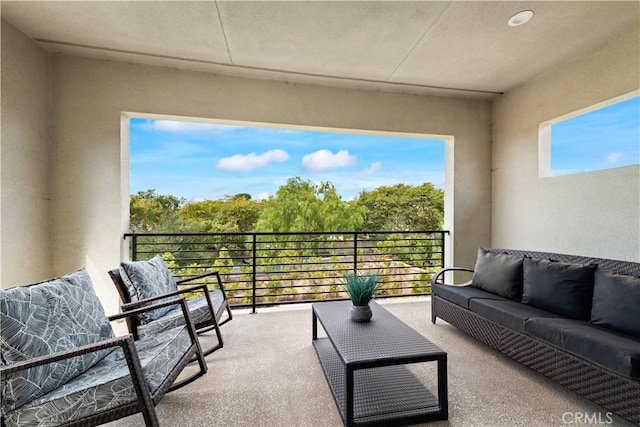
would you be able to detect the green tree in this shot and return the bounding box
[178,195,262,233]
[255,177,366,232]
[356,183,444,231]
[129,189,184,232]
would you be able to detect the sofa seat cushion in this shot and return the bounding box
[591,270,640,338]
[468,299,563,333]
[3,326,192,427]
[119,255,178,323]
[525,318,640,379]
[470,249,524,301]
[433,283,508,309]
[138,290,225,339]
[0,269,115,411]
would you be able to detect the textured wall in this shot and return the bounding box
[492,23,640,261]
[1,22,52,287]
[49,55,491,313]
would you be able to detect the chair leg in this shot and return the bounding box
[219,303,233,326]
[190,303,232,359]
[168,352,207,391]
[193,317,223,359]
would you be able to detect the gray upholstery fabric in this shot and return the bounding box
[525,318,640,379]
[3,326,192,427]
[468,299,562,333]
[470,249,524,301]
[0,269,115,411]
[138,290,225,338]
[433,283,508,309]
[591,270,640,338]
[119,255,178,323]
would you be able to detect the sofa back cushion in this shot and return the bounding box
[522,259,596,320]
[119,255,178,323]
[0,268,115,410]
[591,270,640,338]
[470,249,524,301]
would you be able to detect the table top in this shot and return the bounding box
[313,300,446,367]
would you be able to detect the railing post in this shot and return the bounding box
[131,235,138,261]
[252,234,257,314]
[440,231,446,269]
[353,232,358,273]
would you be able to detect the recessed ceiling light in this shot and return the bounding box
[508,10,534,27]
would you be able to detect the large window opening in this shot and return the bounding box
[125,115,449,307]
[541,93,639,177]
[128,116,446,234]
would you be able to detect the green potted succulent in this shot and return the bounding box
[341,271,379,322]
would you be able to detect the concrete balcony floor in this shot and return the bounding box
[106,299,633,427]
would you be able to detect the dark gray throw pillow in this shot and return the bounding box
[470,249,524,301]
[522,258,596,320]
[591,270,640,338]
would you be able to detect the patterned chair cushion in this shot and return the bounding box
[3,326,192,427]
[138,290,225,338]
[0,269,115,411]
[119,255,178,323]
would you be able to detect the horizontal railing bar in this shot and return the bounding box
[126,230,447,311]
[126,230,448,237]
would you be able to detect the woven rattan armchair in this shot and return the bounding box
[0,268,207,427]
[109,255,233,357]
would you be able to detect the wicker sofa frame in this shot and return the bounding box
[109,269,232,357]
[1,290,207,427]
[431,248,640,426]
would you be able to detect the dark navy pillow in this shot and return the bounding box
[591,270,640,338]
[522,259,596,320]
[470,249,524,301]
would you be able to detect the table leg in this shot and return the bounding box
[312,310,317,340]
[438,355,448,419]
[346,365,354,426]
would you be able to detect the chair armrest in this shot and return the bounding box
[0,335,133,375]
[431,267,475,287]
[113,297,187,320]
[1,334,158,421]
[120,290,217,330]
[116,297,204,358]
[176,271,228,299]
[118,284,210,310]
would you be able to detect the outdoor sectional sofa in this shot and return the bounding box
[0,268,207,427]
[431,248,640,425]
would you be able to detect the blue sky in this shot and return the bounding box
[129,119,445,201]
[130,95,639,200]
[551,96,639,175]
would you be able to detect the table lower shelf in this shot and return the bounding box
[313,338,446,426]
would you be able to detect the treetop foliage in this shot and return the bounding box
[130,178,444,233]
[255,177,366,233]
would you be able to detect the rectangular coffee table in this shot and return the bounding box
[312,300,448,426]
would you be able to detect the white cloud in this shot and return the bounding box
[362,161,382,174]
[302,149,356,172]
[145,120,243,133]
[605,152,624,164]
[217,149,290,172]
[256,192,272,201]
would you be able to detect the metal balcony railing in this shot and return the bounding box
[124,231,448,312]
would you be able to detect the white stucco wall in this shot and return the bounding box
[492,23,640,261]
[47,54,491,314]
[1,22,52,287]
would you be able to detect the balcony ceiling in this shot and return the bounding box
[1,1,638,99]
